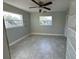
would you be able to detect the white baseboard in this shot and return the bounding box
[31,33,64,36]
[9,33,31,46]
[9,33,64,46]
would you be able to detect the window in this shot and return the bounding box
[3,11,23,29]
[40,16,52,26]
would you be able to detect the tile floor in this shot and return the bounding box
[10,35,66,59]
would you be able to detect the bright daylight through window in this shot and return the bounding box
[40,16,52,26]
[3,11,23,29]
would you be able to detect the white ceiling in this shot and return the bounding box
[3,0,69,12]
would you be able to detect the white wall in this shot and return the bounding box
[3,3,31,44]
[31,12,66,35]
[65,0,76,59]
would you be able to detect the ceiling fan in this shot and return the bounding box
[29,0,53,13]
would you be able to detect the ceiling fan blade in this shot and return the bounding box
[29,7,38,8]
[31,0,40,6]
[39,9,42,13]
[43,7,51,10]
[41,2,52,6]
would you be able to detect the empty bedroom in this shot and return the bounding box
[3,0,76,59]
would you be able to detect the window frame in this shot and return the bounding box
[3,11,24,29]
[39,16,52,26]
